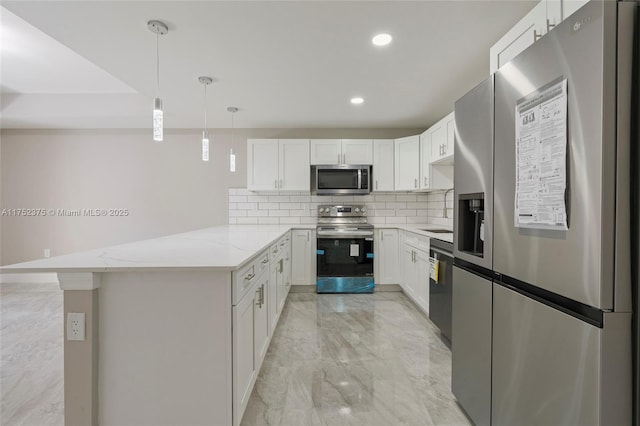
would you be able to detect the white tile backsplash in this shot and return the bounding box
[228,189,454,227]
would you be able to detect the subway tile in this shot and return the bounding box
[279,217,301,224]
[396,194,417,202]
[237,188,253,195]
[269,195,290,203]
[385,217,407,224]
[288,209,309,217]
[311,196,326,203]
[300,217,318,224]
[247,210,269,217]
[258,217,280,225]
[279,202,301,210]
[229,195,248,203]
[406,202,429,209]
[385,202,407,209]
[228,203,237,210]
[365,202,387,210]
[236,202,258,210]
[229,210,247,217]
[398,209,417,217]
[258,202,280,210]
[269,210,290,217]
[247,195,271,202]
[407,217,430,224]
[228,188,237,195]
[236,217,258,225]
[372,209,395,217]
[228,217,237,224]
[290,195,311,202]
[331,195,354,203]
[357,194,375,202]
[368,217,387,224]
[374,194,396,202]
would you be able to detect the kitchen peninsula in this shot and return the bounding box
[1,223,452,426]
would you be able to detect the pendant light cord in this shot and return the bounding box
[204,84,208,130]
[156,32,160,96]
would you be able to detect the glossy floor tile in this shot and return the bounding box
[1,283,64,425]
[241,292,471,426]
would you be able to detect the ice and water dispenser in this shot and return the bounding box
[458,193,485,258]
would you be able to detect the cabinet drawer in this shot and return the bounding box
[405,231,430,251]
[233,250,267,305]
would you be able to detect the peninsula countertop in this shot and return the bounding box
[0,223,452,274]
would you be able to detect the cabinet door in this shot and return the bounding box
[376,229,399,284]
[416,249,430,314]
[269,262,279,333]
[310,139,341,165]
[283,249,291,297]
[402,245,417,298]
[342,139,373,165]
[291,230,314,285]
[430,120,446,162]
[232,288,256,423]
[279,139,310,191]
[247,139,279,191]
[489,0,546,73]
[372,139,395,191]
[254,274,270,366]
[444,112,456,158]
[394,136,420,191]
[562,0,589,20]
[419,130,431,190]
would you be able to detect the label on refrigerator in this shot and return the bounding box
[514,78,569,231]
[350,244,360,257]
[429,257,439,282]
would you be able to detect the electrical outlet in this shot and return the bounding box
[44,248,51,258]
[67,313,86,341]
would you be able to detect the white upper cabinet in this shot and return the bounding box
[394,135,420,191]
[490,0,590,74]
[562,0,589,20]
[372,139,395,191]
[310,139,341,165]
[419,129,431,190]
[342,139,373,164]
[431,112,454,164]
[247,139,280,191]
[247,139,310,192]
[279,139,310,191]
[310,139,373,165]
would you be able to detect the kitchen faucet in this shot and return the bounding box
[443,188,454,218]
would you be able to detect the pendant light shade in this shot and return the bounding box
[228,107,238,172]
[148,20,168,142]
[199,76,213,162]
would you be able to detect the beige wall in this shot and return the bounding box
[0,128,421,265]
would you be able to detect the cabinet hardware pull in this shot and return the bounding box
[414,178,418,188]
[546,18,556,33]
[275,180,278,189]
[533,29,542,41]
[256,289,261,306]
[261,259,269,264]
[261,284,265,306]
[338,154,340,164]
[376,180,378,190]
[424,176,427,186]
[244,273,255,281]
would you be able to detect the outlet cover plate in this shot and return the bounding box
[67,312,85,341]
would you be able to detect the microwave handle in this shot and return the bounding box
[357,169,362,190]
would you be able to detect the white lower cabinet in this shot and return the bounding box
[291,230,316,285]
[253,272,270,365]
[401,232,431,314]
[375,228,400,284]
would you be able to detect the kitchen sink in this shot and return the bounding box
[419,229,453,234]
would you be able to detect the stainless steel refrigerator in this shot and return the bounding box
[453,1,638,425]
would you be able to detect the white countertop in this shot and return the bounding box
[1,223,451,274]
[0,225,314,273]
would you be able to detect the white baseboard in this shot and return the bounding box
[0,273,59,284]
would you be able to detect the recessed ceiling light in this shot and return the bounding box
[372,33,392,47]
[350,97,364,105]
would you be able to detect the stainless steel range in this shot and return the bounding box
[316,205,374,293]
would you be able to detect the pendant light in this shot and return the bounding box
[199,76,213,162]
[227,107,238,172]
[147,20,168,142]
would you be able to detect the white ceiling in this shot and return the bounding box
[0,1,535,130]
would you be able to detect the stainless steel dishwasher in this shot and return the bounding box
[429,238,453,342]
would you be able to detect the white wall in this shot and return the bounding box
[0,128,421,265]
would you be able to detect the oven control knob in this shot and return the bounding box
[319,208,325,213]
[361,208,367,213]
[354,208,360,213]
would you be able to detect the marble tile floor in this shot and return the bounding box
[1,283,64,425]
[241,292,471,426]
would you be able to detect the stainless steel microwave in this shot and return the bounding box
[313,165,371,195]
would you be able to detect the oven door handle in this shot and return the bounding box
[357,169,362,190]
[317,231,374,237]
